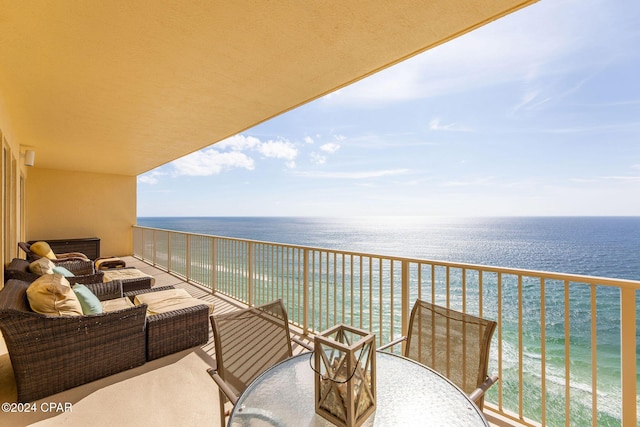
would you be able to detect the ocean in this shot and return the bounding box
[136,216,640,425]
[136,216,640,280]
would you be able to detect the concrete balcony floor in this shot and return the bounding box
[0,257,522,426]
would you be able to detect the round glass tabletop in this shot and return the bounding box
[228,351,489,426]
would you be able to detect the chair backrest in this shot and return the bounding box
[18,242,38,261]
[210,299,293,399]
[405,300,496,401]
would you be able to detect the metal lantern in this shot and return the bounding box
[314,324,376,427]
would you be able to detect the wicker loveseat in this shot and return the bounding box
[0,278,148,402]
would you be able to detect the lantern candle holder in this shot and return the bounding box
[314,324,376,427]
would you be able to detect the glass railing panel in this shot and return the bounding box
[169,232,187,279]
[153,230,169,270]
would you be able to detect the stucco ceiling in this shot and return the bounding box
[0,1,536,176]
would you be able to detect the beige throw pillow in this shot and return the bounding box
[29,257,56,275]
[26,274,83,316]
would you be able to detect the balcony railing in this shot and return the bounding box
[132,225,639,426]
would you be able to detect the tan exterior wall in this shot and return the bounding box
[1,115,136,282]
[26,168,136,257]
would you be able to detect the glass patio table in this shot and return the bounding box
[228,351,489,426]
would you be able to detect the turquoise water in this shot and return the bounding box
[137,216,640,425]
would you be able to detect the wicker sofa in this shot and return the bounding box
[4,258,153,293]
[4,258,103,284]
[0,278,148,402]
[0,275,211,402]
[18,241,94,272]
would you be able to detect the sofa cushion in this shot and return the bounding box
[133,288,214,315]
[103,268,156,286]
[26,274,83,316]
[101,297,135,313]
[29,257,55,275]
[30,241,57,259]
[73,284,103,315]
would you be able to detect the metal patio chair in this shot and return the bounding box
[379,299,498,409]
[207,299,312,426]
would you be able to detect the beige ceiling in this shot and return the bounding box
[0,0,536,176]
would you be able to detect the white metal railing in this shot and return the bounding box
[132,225,639,426]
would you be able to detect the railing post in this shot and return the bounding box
[132,226,135,257]
[186,234,191,282]
[132,226,137,257]
[401,260,410,353]
[303,248,309,335]
[248,241,254,306]
[152,229,157,266]
[620,287,637,427]
[167,231,172,273]
[211,236,217,294]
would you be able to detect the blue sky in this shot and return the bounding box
[138,0,640,217]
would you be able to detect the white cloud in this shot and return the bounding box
[294,169,409,179]
[304,136,314,144]
[257,139,297,161]
[320,142,340,153]
[137,171,165,185]
[442,177,494,187]
[170,134,299,176]
[310,153,327,164]
[601,175,640,183]
[511,90,544,113]
[215,134,261,151]
[595,164,640,183]
[429,118,472,132]
[171,149,254,176]
[322,0,615,107]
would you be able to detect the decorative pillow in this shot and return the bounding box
[52,266,75,277]
[29,257,56,275]
[73,284,103,315]
[30,241,57,260]
[26,274,83,316]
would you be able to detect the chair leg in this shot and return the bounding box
[218,390,226,427]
